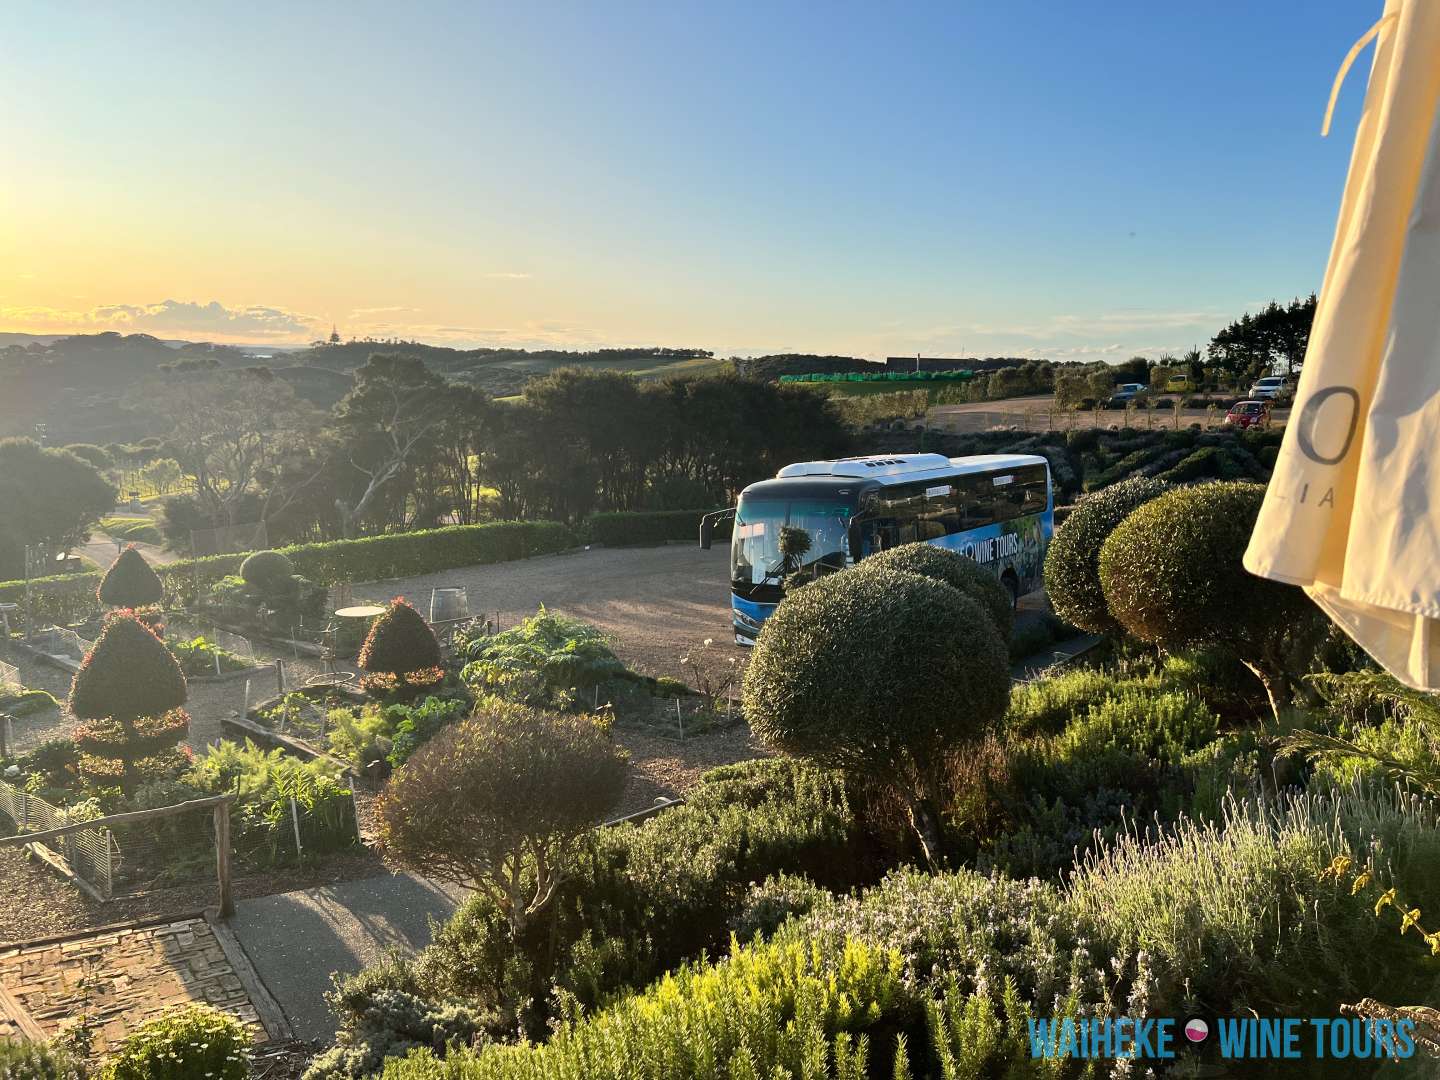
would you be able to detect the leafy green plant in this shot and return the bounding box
[0,1037,87,1079]
[461,607,626,708]
[167,635,252,677]
[102,1003,250,1080]
[185,739,358,864]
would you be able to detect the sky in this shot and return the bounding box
[0,1,1384,361]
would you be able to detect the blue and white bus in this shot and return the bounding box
[702,453,1053,645]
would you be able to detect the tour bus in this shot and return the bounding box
[701,453,1053,645]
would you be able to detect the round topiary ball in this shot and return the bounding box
[1044,475,1170,633]
[742,565,1010,776]
[858,542,1014,639]
[1098,480,1315,655]
[69,614,187,722]
[98,545,165,608]
[239,550,295,592]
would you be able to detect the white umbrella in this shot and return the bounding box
[1245,0,1440,689]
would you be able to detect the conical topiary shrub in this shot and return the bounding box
[98,545,165,609]
[69,613,190,790]
[358,598,443,698]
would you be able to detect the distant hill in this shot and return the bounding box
[0,332,261,442]
[292,340,728,397]
[0,332,735,442]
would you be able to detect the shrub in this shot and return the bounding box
[359,599,444,697]
[103,1003,251,1080]
[743,566,1010,866]
[1068,785,1440,1018]
[0,688,61,719]
[0,1038,86,1079]
[1098,481,1324,716]
[304,965,491,1080]
[1043,475,1168,633]
[460,608,626,708]
[587,509,730,547]
[405,759,864,1035]
[1057,689,1219,767]
[378,935,910,1080]
[375,703,628,934]
[857,541,1013,639]
[1005,666,1122,737]
[239,549,295,591]
[731,872,832,943]
[68,614,189,791]
[96,545,164,609]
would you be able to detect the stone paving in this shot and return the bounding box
[0,917,265,1056]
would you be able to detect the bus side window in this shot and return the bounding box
[1019,466,1050,515]
[956,477,996,530]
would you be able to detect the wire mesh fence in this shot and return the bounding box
[29,626,94,664]
[0,660,20,695]
[0,780,112,898]
[0,776,362,900]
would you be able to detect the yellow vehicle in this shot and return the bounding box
[1165,373,1194,393]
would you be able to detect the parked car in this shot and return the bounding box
[1107,383,1149,408]
[1225,399,1272,430]
[1165,374,1194,393]
[1248,375,1292,402]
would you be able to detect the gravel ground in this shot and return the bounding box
[353,544,735,681]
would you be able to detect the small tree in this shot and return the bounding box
[358,598,444,697]
[859,542,1013,640]
[1098,481,1324,717]
[98,545,165,609]
[375,702,628,934]
[742,566,1010,868]
[1044,476,1170,633]
[69,613,189,789]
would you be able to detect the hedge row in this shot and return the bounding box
[586,508,732,547]
[0,520,578,628]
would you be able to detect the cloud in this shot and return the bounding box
[350,305,420,317]
[483,272,532,280]
[0,299,321,340]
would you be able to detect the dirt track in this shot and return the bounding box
[928,394,1290,434]
[353,544,736,681]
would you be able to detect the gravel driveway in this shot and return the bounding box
[352,543,735,681]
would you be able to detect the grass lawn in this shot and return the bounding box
[99,515,163,544]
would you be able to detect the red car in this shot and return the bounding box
[1225,399,1271,430]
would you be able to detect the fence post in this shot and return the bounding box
[214,800,234,919]
[290,796,303,859]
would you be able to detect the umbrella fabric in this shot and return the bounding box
[1245,0,1440,689]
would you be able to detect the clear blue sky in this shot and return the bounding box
[0,0,1380,360]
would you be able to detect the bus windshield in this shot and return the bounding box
[732,498,852,585]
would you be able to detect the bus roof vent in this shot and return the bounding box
[776,453,952,479]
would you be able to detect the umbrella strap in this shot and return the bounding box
[1322,11,1399,136]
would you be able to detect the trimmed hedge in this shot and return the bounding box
[587,509,731,547]
[0,520,577,628]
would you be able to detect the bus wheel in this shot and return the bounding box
[1002,571,1021,610]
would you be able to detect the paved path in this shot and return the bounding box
[0,916,265,1054]
[229,873,468,1041]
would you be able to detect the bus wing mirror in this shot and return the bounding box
[700,508,735,550]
